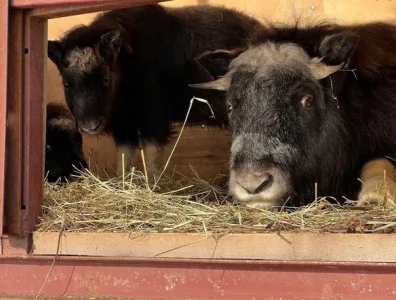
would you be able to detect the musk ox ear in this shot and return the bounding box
[196,49,244,78]
[99,29,133,60]
[48,40,65,68]
[318,32,358,65]
[188,76,231,91]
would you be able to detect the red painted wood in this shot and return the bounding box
[29,0,168,19]
[1,235,30,256]
[1,257,396,299]
[4,10,24,236]
[0,1,9,236]
[21,14,47,237]
[10,0,158,9]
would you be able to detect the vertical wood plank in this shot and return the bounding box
[4,10,24,236]
[0,0,9,236]
[21,14,47,236]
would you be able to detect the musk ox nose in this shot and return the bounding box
[236,171,273,195]
[81,120,101,131]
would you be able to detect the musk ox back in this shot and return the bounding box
[47,4,265,176]
[191,22,396,209]
[46,103,88,183]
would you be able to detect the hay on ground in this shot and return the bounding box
[38,168,396,234]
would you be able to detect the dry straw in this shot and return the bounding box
[39,167,396,234]
[39,97,396,235]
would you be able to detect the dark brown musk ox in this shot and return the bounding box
[47,4,265,177]
[45,103,88,183]
[190,22,396,209]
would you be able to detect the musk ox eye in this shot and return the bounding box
[301,94,313,109]
[103,77,110,84]
[63,82,69,88]
[46,144,52,152]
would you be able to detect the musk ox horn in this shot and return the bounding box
[188,76,231,91]
[310,57,344,80]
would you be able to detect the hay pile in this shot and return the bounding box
[38,168,396,234]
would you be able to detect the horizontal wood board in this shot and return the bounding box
[33,232,396,262]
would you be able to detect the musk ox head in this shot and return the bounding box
[190,32,358,209]
[48,29,133,135]
[45,103,88,183]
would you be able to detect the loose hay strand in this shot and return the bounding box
[154,96,215,188]
[140,149,149,189]
[35,215,65,300]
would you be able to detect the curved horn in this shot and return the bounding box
[310,57,344,80]
[188,76,230,91]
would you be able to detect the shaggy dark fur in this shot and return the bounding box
[47,4,264,153]
[46,103,88,183]
[194,21,396,206]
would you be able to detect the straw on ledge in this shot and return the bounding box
[38,167,396,234]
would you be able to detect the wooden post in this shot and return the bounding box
[0,0,9,236]
[4,10,24,237]
[21,14,47,236]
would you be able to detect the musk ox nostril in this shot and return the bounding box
[237,172,273,195]
[254,174,273,194]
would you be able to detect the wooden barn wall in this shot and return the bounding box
[46,0,396,179]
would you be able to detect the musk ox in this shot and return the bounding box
[45,103,88,182]
[47,4,265,176]
[190,22,396,209]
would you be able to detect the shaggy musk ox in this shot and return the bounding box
[191,22,396,209]
[47,4,265,176]
[46,103,88,183]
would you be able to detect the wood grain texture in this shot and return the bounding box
[4,11,24,236]
[33,232,396,262]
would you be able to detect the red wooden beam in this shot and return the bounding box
[4,10,24,237]
[1,256,396,299]
[21,13,47,237]
[29,0,170,19]
[0,0,9,236]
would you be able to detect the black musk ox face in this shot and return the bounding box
[191,34,357,208]
[48,30,128,135]
[226,67,326,208]
[45,106,88,183]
